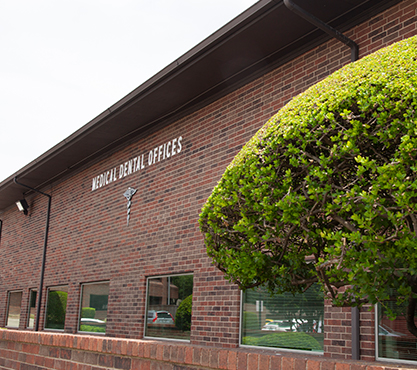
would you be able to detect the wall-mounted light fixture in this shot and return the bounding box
[16,199,29,215]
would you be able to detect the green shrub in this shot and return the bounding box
[243,332,322,351]
[45,290,67,329]
[175,294,192,331]
[79,325,105,333]
[241,336,258,346]
[171,275,194,299]
[81,307,96,319]
[199,36,417,323]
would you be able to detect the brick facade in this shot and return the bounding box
[0,1,416,368]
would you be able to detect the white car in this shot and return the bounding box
[80,318,106,326]
[262,320,295,332]
[378,325,405,337]
[147,310,175,325]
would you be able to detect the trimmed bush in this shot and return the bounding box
[45,290,67,329]
[81,307,96,319]
[175,294,192,332]
[199,36,417,327]
[79,325,105,333]
[243,332,322,351]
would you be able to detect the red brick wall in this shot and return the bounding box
[324,304,352,360]
[0,0,416,365]
[359,307,376,362]
[2,329,417,370]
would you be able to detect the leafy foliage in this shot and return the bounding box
[79,325,106,333]
[199,37,417,333]
[175,294,192,332]
[171,275,194,300]
[81,307,96,319]
[45,290,67,329]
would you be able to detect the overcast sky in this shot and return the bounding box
[0,0,258,182]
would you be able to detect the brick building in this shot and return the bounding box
[0,1,416,369]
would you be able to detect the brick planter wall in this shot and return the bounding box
[1,329,417,370]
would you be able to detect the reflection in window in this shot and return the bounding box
[45,286,68,330]
[7,291,22,328]
[79,282,109,334]
[27,289,37,329]
[377,299,417,362]
[145,274,193,340]
[241,284,324,352]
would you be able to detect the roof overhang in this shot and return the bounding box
[0,0,401,212]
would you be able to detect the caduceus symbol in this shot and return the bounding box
[123,187,137,226]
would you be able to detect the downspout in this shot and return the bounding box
[14,177,52,332]
[283,0,359,62]
[283,0,360,359]
[351,306,360,360]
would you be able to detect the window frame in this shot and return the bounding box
[78,280,110,335]
[6,290,23,328]
[375,304,417,365]
[26,288,37,329]
[239,286,324,354]
[144,273,193,342]
[44,285,68,331]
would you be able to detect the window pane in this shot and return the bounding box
[45,286,68,330]
[378,300,417,361]
[145,274,193,340]
[7,291,22,328]
[241,284,324,352]
[79,282,109,333]
[27,289,37,329]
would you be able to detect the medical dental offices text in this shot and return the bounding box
[91,136,183,191]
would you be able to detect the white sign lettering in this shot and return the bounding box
[91,136,183,191]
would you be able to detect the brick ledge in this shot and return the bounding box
[1,329,417,370]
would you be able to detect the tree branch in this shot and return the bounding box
[330,214,358,233]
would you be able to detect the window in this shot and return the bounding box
[79,281,109,334]
[45,286,68,330]
[377,299,417,363]
[145,274,193,340]
[241,284,324,353]
[6,291,22,328]
[27,289,37,329]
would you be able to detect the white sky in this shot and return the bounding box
[0,0,258,182]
